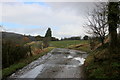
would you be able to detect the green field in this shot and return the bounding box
[50,40,89,48]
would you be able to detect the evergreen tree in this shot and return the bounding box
[108,2,119,54]
[45,28,52,37]
[43,28,52,48]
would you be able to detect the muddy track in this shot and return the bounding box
[9,48,88,79]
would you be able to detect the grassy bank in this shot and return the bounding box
[84,43,120,79]
[2,47,54,79]
[67,42,91,52]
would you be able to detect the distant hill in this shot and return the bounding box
[2,32,23,39]
[2,32,35,42]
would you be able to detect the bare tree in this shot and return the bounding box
[84,3,108,45]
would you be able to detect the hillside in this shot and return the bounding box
[2,32,35,42]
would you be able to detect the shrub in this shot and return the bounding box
[2,40,31,68]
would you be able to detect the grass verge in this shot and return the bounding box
[84,43,120,79]
[2,47,54,79]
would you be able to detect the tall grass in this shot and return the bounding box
[2,40,31,68]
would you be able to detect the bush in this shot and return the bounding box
[2,40,31,68]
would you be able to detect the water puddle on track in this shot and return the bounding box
[20,64,44,78]
[73,57,85,65]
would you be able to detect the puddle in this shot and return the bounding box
[44,64,78,68]
[20,64,44,78]
[67,55,73,59]
[73,57,85,65]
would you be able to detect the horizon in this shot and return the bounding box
[1,31,85,40]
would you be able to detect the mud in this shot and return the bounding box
[9,48,88,79]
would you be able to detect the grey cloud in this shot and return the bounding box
[46,2,95,16]
[2,2,96,38]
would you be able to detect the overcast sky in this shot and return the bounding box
[0,1,96,39]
